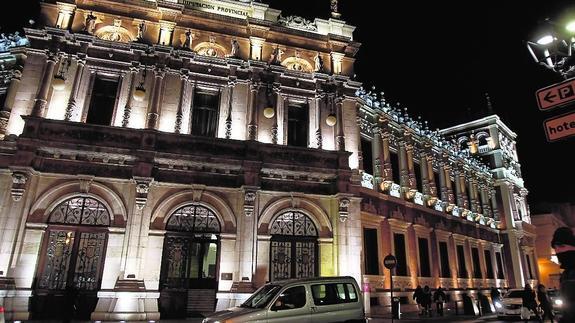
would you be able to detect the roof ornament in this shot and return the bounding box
[330,0,341,19]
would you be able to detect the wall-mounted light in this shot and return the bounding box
[263,85,275,118]
[325,113,337,126]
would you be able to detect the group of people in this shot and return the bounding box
[413,285,447,317]
[520,283,556,322]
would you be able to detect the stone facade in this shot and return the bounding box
[0,0,536,320]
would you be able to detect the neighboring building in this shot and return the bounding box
[532,203,574,289]
[0,0,536,321]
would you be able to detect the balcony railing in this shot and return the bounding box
[361,172,374,189]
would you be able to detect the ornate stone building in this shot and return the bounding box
[0,0,536,321]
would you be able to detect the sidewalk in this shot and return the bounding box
[369,309,497,322]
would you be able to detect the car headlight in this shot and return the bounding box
[494,302,502,309]
[554,299,563,306]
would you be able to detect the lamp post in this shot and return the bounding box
[526,17,575,79]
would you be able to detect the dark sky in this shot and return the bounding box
[2,0,574,206]
[267,0,575,207]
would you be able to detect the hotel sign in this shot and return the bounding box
[543,111,575,142]
[181,0,252,19]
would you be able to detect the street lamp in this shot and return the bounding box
[527,18,575,79]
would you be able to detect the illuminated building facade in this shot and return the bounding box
[0,0,536,320]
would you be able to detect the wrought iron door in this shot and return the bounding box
[37,197,110,291]
[270,211,318,281]
[160,204,221,290]
[38,229,107,290]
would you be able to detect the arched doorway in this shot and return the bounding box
[32,196,110,320]
[270,210,318,281]
[159,204,221,318]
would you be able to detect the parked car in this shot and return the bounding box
[495,289,538,319]
[202,276,366,323]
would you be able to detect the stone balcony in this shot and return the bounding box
[6,117,352,194]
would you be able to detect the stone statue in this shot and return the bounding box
[314,52,323,72]
[84,12,97,34]
[331,0,341,18]
[183,29,193,50]
[137,21,146,41]
[269,46,284,64]
[230,39,240,57]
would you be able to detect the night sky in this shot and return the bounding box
[1,0,574,206]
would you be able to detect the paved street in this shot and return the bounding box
[15,313,560,323]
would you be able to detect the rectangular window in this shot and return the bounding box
[439,241,451,278]
[434,171,441,198]
[484,250,494,279]
[390,151,400,184]
[363,228,379,275]
[526,254,533,279]
[393,233,408,276]
[361,138,373,175]
[191,90,219,137]
[471,247,482,278]
[495,252,505,279]
[418,237,431,277]
[287,104,308,147]
[311,283,358,306]
[457,245,468,278]
[86,77,118,126]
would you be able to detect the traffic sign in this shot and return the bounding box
[384,254,397,269]
[536,78,575,111]
[543,111,575,142]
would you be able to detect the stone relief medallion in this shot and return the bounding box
[95,25,134,43]
[281,57,313,73]
[194,42,227,58]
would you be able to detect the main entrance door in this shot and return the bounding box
[32,196,110,320]
[270,211,318,282]
[159,204,221,318]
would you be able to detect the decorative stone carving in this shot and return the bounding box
[244,191,256,217]
[11,171,28,201]
[134,177,152,210]
[78,175,93,193]
[83,11,97,34]
[277,15,318,32]
[0,32,29,52]
[338,198,350,222]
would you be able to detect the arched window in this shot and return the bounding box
[270,211,317,236]
[270,211,318,281]
[166,204,221,233]
[49,196,110,226]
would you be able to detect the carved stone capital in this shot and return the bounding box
[133,177,153,210]
[11,171,28,201]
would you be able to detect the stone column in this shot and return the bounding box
[335,96,345,151]
[158,21,175,46]
[145,66,165,130]
[0,70,22,139]
[420,150,430,195]
[454,165,466,208]
[247,81,260,141]
[64,56,86,121]
[380,120,393,183]
[330,52,345,75]
[225,79,235,139]
[314,91,322,149]
[490,187,499,221]
[174,69,189,133]
[426,152,437,198]
[56,3,76,29]
[372,124,383,190]
[32,52,59,118]
[479,180,492,217]
[398,139,409,189]
[122,65,139,128]
[249,37,265,61]
[405,137,417,190]
[271,84,280,144]
[355,115,363,172]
